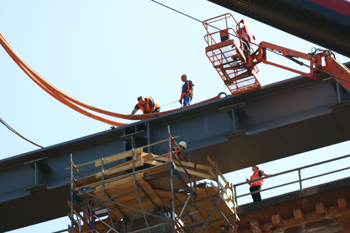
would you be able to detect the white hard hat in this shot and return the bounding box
[178,141,187,149]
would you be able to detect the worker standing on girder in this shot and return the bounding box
[179,74,194,107]
[166,141,187,161]
[131,96,160,115]
[246,165,271,202]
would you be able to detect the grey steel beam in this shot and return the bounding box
[1,70,350,231]
[208,0,350,57]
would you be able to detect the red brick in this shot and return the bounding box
[338,198,349,212]
[284,217,297,227]
[328,205,342,218]
[261,223,274,232]
[315,203,327,217]
[240,229,253,233]
[293,209,305,223]
[338,212,350,223]
[305,212,318,222]
[271,214,284,229]
[249,219,262,233]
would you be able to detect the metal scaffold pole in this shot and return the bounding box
[70,153,74,233]
[65,127,237,233]
[131,134,151,233]
[167,125,176,232]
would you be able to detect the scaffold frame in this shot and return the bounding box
[67,126,238,233]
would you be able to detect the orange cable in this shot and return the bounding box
[0,32,222,126]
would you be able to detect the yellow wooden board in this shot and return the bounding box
[95,148,143,167]
[69,153,236,233]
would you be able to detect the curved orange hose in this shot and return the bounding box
[4,47,128,126]
[0,32,222,125]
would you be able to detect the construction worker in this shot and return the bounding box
[166,141,187,161]
[246,165,271,202]
[179,74,194,107]
[131,96,160,115]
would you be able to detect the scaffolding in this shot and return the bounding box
[67,126,238,233]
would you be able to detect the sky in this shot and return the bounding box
[1,0,350,232]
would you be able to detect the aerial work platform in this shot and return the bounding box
[67,129,237,233]
[203,13,261,96]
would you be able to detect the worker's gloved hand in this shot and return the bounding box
[179,99,182,104]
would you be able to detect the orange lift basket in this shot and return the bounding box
[203,13,262,95]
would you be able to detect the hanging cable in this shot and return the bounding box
[0,116,43,148]
[150,0,350,84]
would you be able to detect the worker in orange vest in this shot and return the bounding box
[166,141,187,161]
[131,96,160,115]
[179,74,194,107]
[246,165,271,202]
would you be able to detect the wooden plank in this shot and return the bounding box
[207,155,215,168]
[176,166,214,181]
[95,173,144,192]
[206,186,235,217]
[207,155,228,184]
[146,160,214,180]
[208,168,217,180]
[153,156,213,171]
[144,160,162,166]
[73,174,99,188]
[143,164,170,175]
[219,170,228,185]
[141,152,155,160]
[95,148,143,167]
[216,181,233,204]
[96,160,144,179]
[137,178,163,206]
[192,186,232,221]
[110,198,156,217]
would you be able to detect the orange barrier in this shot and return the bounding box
[0,32,222,126]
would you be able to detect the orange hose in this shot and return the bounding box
[0,32,222,125]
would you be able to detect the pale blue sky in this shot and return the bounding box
[1,1,349,232]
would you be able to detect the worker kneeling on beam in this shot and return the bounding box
[131,96,160,115]
[166,141,187,161]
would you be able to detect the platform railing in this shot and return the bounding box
[232,154,350,205]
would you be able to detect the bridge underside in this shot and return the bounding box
[209,0,350,57]
[1,72,350,231]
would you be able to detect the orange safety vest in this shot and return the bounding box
[166,147,185,160]
[137,97,160,114]
[181,81,191,99]
[250,169,264,188]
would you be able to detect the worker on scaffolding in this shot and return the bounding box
[166,141,187,161]
[131,96,160,115]
[246,165,271,202]
[179,74,194,107]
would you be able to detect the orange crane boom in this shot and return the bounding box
[204,13,350,96]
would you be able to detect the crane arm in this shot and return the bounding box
[247,42,350,93]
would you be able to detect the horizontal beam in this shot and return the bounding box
[209,0,350,57]
[1,71,350,231]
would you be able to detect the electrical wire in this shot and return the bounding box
[151,0,350,84]
[0,116,44,148]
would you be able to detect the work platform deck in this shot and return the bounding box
[68,146,237,232]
